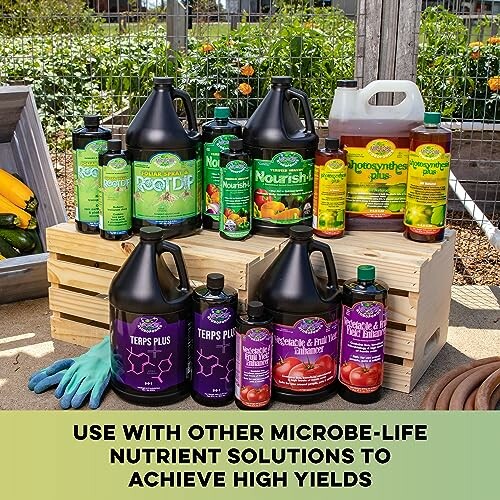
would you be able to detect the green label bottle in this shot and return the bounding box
[201,106,242,231]
[72,115,112,234]
[99,139,132,241]
[220,139,252,241]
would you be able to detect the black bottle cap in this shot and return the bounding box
[247,301,264,318]
[289,225,313,241]
[337,80,357,88]
[107,139,122,152]
[207,273,224,291]
[140,226,164,241]
[229,139,243,151]
[154,76,174,86]
[325,137,340,150]
[271,76,292,85]
[84,115,100,127]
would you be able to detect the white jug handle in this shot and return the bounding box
[360,80,422,110]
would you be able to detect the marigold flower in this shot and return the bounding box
[238,83,252,96]
[201,43,214,53]
[487,36,500,44]
[304,21,314,29]
[488,76,500,91]
[469,41,484,47]
[213,91,223,100]
[471,49,481,60]
[240,64,255,77]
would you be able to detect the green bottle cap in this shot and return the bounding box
[358,265,375,281]
[214,107,230,119]
[424,112,441,126]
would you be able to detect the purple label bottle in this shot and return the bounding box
[338,265,388,404]
[192,273,238,406]
[235,301,273,410]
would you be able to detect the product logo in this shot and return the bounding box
[208,307,232,325]
[78,166,99,178]
[85,140,108,154]
[416,144,445,160]
[107,158,128,171]
[137,317,163,333]
[247,327,270,341]
[150,153,181,169]
[227,160,248,173]
[355,302,383,318]
[213,135,236,150]
[294,317,326,335]
[273,151,303,168]
[325,159,346,169]
[367,139,396,159]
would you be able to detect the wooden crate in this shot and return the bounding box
[46,222,455,393]
[0,86,66,303]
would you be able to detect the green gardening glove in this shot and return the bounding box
[28,336,111,409]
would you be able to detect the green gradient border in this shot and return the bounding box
[1,411,497,499]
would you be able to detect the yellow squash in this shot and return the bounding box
[0,194,37,229]
[0,169,38,212]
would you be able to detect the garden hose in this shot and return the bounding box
[422,357,500,411]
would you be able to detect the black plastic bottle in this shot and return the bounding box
[126,77,201,238]
[243,76,319,236]
[192,273,238,407]
[109,226,193,405]
[72,115,112,234]
[220,139,252,241]
[98,139,132,241]
[202,106,242,230]
[338,265,388,404]
[235,301,273,410]
[258,226,342,404]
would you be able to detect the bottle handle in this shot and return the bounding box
[308,239,339,300]
[172,88,198,133]
[157,240,190,292]
[285,87,316,135]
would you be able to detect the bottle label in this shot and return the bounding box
[339,301,387,394]
[273,317,339,393]
[253,152,313,224]
[220,160,252,238]
[204,135,238,221]
[193,306,237,400]
[132,152,200,224]
[313,158,347,236]
[235,327,272,408]
[405,144,451,235]
[345,139,408,218]
[111,311,192,393]
[74,140,108,225]
[100,157,132,233]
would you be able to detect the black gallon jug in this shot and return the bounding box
[257,226,341,404]
[109,226,192,405]
[243,76,319,236]
[126,77,201,238]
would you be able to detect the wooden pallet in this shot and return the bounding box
[46,222,456,393]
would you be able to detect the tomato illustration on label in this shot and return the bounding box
[273,356,301,387]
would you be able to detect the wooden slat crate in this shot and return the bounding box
[46,222,456,393]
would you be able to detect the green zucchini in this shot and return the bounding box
[0,213,21,228]
[0,228,35,253]
[26,229,44,254]
[0,235,20,258]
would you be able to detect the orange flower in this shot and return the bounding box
[487,36,500,44]
[240,64,255,77]
[488,76,500,91]
[201,43,214,53]
[213,91,223,100]
[471,49,481,60]
[238,83,252,96]
[304,21,314,29]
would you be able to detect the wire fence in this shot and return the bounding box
[0,0,498,284]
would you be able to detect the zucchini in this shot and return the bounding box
[0,213,21,228]
[0,235,20,258]
[26,229,44,254]
[0,194,37,229]
[0,168,38,213]
[0,228,35,253]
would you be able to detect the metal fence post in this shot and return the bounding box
[356,0,422,103]
[167,0,188,54]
